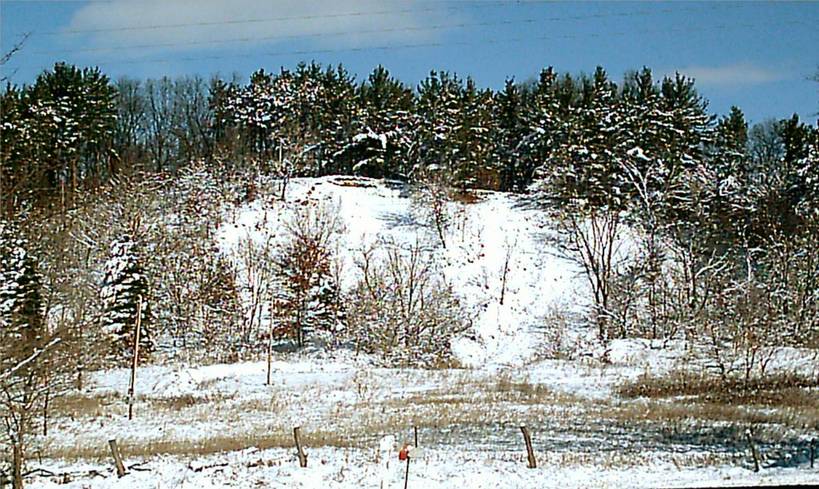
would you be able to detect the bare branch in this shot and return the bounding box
[0,337,61,383]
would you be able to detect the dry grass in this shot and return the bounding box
[612,368,819,430]
[44,428,361,461]
[381,373,579,409]
[42,363,818,467]
[602,397,819,432]
[50,394,119,419]
[619,370,819,408]
[150,394,207,410]
[451,190,483,204]
[329,176,379,188]
[364,373,589,435]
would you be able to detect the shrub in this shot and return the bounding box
[346,239,470,367]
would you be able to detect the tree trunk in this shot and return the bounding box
[12,441,23,489]
[128,297,143,421]
[42,389,49,437]
[267,305,273,386]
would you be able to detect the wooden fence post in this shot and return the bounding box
[127,297,143,421]
[266,304,274,386]
[108,439,127,478]
[520,425,537,469]
[811,437,816,469]
[293,427,307,467]
[745,429,760,473]
[414,426,418,448]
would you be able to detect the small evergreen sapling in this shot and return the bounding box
[100,235,154,364]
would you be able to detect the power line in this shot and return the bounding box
[17,18,808,70]
[32,7,690,56]
[25,0,748,39]
[32,2,518,36]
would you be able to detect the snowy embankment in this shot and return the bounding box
[217,175,587,367]
[25,177,819,488]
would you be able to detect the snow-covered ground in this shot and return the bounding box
[22,177,819,488]
[27,352,819,488]
[30,445,818,489]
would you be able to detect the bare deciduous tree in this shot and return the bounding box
[347,239,470,366]
[411,173,454,250]
[273,199,344,347]
[550,205,624,342]
[0,32,29,83]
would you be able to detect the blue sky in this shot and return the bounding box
[2,0,817,124]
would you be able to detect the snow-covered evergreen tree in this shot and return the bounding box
[538,66,626,209]
[517,67,564,192]
[308,63,359,175]
[218,66,327,189]
[453,78,495,189]
[100,235,154,363]
[492,78,528,192]
[29,62,117,193]
[336,66,415,179]
[0,220,52,489]
[415,71,463,183]
[0,221,43,343]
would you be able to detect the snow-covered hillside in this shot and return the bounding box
[217,176,587,367]
[19,177,819,489]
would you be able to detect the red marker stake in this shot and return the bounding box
[398,445,410,489]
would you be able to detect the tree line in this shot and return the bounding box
[3,62,813,209]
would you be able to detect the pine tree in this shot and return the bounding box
[340,65,415,179]
[0,86,29,216]
[453,78,495,189]
[705,106,753,250]
[415,71,463,183]
[493,79,527,191]
[543,66,625,209]
[312,64,359,176]
[0,221,48,489]
[744,115,814,243]
[100,235,154,363]
[519,67,563,192]
[0,221,43,346]
[28,62,118,195]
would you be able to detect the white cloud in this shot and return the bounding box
[65,0,457,55]
[668,63,788,87]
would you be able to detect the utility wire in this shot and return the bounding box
[28,3,753,59]
[25,0,746,38]
[32,1,520,36]
[32,7,692,56]
[17,18,808,69]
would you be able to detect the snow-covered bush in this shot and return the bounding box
[694,231,819,384]
[346,240,470,367]
[410,171,455,250]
